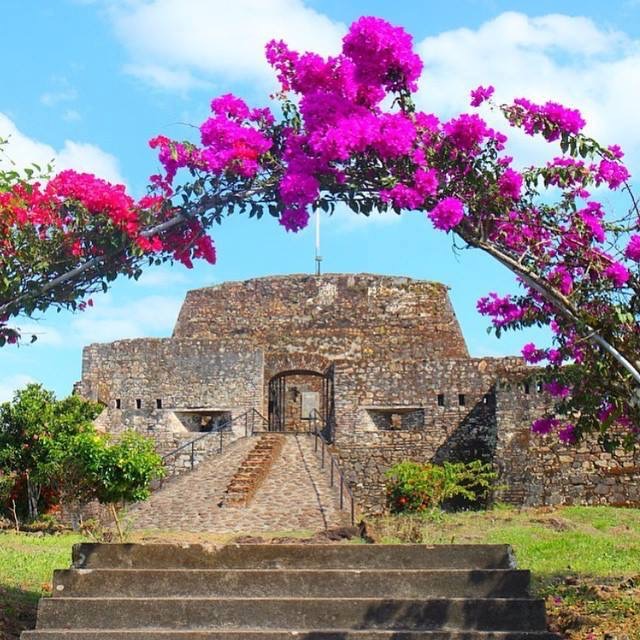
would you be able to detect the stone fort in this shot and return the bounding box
[79,273,639,513]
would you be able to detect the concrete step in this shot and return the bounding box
[35,597,548,631]
[72,544,516,570]
[23,630,563,640]
[52,569,532,598]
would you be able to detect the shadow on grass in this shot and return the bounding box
[0,585,40,640]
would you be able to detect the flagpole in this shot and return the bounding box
[315,209,322,275]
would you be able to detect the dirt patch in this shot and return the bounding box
[543,575,640,640]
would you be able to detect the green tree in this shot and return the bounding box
[0,384,102,519]
[66,430,165,540]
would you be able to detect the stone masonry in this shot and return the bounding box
[79,273,640,515]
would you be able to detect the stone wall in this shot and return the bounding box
[77,273,640,515]
[332,360,640,514]
[173,274,469,362]
[495,383,640,507]
[80,337,263,435]
[331,356,509,513]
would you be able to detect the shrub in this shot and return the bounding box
[385,459,498,514]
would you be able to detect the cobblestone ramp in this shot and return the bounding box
[126,435,349,533]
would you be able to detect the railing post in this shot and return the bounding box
[321,440,325,468]
[350,493,355,525]
[339,475,344,509]
[330,458,334,487]
[190,442,195,470]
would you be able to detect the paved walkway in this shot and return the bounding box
[126,434,350,533]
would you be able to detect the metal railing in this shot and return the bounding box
[161,408,269,475]
[308,409,356,525]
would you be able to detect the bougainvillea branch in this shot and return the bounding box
[2,16,638,449]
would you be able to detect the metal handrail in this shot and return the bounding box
[161,408,269,472]
[307,409,356,526]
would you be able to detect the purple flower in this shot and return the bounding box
[342,16,423,92]
[477,293,526,328]
[444,113,490,151]
[532,417,558,435]
[380,184,423,209]
[498,168,523,200]
[414,168,439,197]
[279,207,310,232]
[558,423,576,444]
[604,261,630,287]
[625,234,640,261]
[428,197,464,231]
[544,380,571,398]
[597,159,630,189]
[470,85,494,107]
[521,343,544,364]
[280,172,320,208]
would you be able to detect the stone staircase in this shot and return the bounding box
[222,434,285,506]
[23,543,560,639]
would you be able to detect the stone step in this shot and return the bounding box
[23,630,562,640]
[72,544,515,570]
[220,435,285,507]
[35,597,547,631]
[52,569,532,598]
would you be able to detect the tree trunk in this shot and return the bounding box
[10,499,19,532]
[25,474,40,520]
[110,503,125,542]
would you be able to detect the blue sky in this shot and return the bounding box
[1,0,639,400]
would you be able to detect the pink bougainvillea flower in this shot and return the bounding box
[428,197,464,231]
[470,85,494,107]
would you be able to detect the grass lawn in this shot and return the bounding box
[0,532,85,640]
[1,505,639,639]
[370,505,640,639]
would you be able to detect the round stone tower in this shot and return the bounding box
[173,273,469,362]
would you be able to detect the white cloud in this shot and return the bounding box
[70,293,182,344]
[415,12,640,172]
[108,0,345,89]
[0,373,38,403]
[0,113,126,185]
[135,267,189,287]
[123,63,211,91]
[14,324,64,347]
[40,87,78,107]
[63,109,82,122]
[331,203,403,232]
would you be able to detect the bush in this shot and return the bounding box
[385,459,498,514]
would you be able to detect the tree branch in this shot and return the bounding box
[465,233,640,386]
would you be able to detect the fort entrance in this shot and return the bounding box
[267,369,334,434]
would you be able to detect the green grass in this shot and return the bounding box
[372,505,640,578]
[371,505,640,639]
[0,532,85,591]
[2,506,640,639]
[0,531,86,640]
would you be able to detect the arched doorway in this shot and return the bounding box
[267,368,334,436]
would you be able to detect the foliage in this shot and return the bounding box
[385,459,497,514]
[0,139,217,347]
[0,384,103,519]
[73,429,165,506]
[0,384,163,530]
